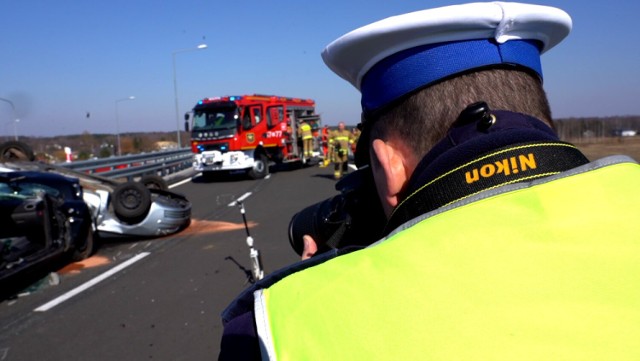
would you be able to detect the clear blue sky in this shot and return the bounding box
[1,0,639,138]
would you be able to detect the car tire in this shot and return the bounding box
[71,221,95,261]
[139,174,168,191]
[248,154,269,179]
[0,140,35,161]
[113,181,152,224]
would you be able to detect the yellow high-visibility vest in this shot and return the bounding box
[255,158,640,360]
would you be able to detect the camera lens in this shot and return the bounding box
[287,167,387,256]
[288,195,343,256]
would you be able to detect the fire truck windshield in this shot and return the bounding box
[192,108,238,131]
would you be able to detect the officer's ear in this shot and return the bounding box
[371,138,411,214]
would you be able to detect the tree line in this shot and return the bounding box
[10,131,185,163]
[554,115,640,142]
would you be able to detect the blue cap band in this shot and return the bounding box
[360,39,543,113]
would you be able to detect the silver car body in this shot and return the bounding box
[83,188,190,238]
[0,161,191,238]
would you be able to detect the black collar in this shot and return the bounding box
[385,111,590,234]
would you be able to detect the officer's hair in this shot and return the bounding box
[369,68,553,160]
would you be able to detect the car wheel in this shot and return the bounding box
[71,221,95,261]
[139,174,168,191]
[248,154,269,179]
[0,141,35,161]
[113,181,152,224]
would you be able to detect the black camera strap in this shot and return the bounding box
[325,221,349,250]
[385,141,590,233]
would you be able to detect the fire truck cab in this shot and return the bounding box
[185,95,321,179]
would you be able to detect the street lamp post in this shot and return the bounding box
[13,119,19,141]
[0,97,19,141]
[172,43,207,148]
[115,96,135,156]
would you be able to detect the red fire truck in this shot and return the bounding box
[185,94,321,179]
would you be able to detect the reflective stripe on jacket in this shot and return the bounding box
[255,158,640,360]
[329,129,354,150]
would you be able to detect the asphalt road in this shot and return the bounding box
[0,163,341,360]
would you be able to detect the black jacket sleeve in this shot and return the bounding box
[218,310,260,361]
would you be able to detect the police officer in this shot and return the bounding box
[329,121,355,179]
[220,3,640,360]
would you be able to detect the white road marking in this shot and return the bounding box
[34,252,151,312]
[169,177,192,189]
[228,192,252,207]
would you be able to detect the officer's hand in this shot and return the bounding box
[302,235,318,260]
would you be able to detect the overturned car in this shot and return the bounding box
[0,141,191,239]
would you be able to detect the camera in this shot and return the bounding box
[288,166,387,256]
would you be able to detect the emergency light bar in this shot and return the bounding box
[197,95,314,106]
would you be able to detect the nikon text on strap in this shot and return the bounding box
[386,141,590,233]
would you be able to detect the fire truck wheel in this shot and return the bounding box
[139,174,168,191]
[113,181,152,224]
[248,154,269,179]
[0,140,35,162]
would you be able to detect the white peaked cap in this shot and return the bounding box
[321,2,572,112]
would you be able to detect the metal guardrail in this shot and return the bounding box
[58,148,194,181]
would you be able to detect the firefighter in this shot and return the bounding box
[297,119,313,162]
[329,121,355,179]
[220,3,640,360]
[351,126,361,155]
[319,125,331,167]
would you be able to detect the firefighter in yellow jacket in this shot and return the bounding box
[329,121,355,179]
[297,119,313,163]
